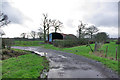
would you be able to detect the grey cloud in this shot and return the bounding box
[1,1,32,25]
[84,2,118,27]
[66,19,74,28]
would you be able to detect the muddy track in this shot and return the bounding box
[12,46,118,78]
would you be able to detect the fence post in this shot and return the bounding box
[116,47,117,60]
[94,42,97,52]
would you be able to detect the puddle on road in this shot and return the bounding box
[34,51,47,56]
[26,50,107,78]
[48,54,106,78]
[48,68,106,78]
[58,55,67,58]
[12,46,107,78]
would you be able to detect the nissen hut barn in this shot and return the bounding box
[47,32,77,43]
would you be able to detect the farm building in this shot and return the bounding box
[47,32,77,43]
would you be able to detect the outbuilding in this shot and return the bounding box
[47,32,77,43]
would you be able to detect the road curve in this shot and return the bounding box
[12,46,118,78]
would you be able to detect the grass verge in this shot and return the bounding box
[2,49,49,78]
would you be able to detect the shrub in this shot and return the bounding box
[104,41,110,44]
[89,41,95,44]
[53,39,88,48]
[116,41,120,44]
[64,35,78,40]
[2,38,14,50]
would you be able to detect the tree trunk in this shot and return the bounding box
[55,28,57,33]
[88,44,93,52]
[44,26,46,42]
[47,27,49,41]
[78,28,81,39]
[91,33,93,39]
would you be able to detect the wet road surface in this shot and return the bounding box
[12,46,118,78]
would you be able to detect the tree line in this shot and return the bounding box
[0,12,109,43]
[20,13,63,41]
[77,21,109,43]
[20,13,109,43]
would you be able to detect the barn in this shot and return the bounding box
[47,32,77,43]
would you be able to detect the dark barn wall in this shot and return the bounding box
[49,32,78,42]
[49,33,63,42]
[52,33,63,40]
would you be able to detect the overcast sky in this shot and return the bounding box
[0,0,119,38]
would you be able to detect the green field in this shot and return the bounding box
[2,49,49,78]
[14,41,44,46]
[13,40,119,72]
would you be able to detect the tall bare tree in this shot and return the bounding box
[30,31,36,39]
[77,21,87,39]
[46,19,52,41]
[41,13,48,42]
[41,13,52,42]
[0,12,10,27]
[52,20,63,33]
[0,12,10,37]
[37,32,43,39]
[86,25,99,39]
[37,27,43,39]
[20,33,26,38]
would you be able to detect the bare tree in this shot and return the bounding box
[86,25,99,39]
[41,13,52,42]
[37,32,43,39]
[30,31,36,39]
[46,19,52,41]
[20,33,26,38]
[37,27,43,39]
[52,20,63,33]
[0,29,5,37]
[0,12,10,27]
[0,12,10,37]
[77,21,87,39]
[41,13,48,42]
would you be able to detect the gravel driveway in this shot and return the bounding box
[12,46,118,78]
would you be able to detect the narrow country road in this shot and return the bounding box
[12,46,118,78]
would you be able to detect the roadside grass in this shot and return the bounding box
[12,48,32,53]
[13,41,119,72]
[98,42,118,58]
[2,49,49,78]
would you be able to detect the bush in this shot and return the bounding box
[89,41,95,44]
[104,41,110,44]
[2,38,14,50]
[53,39,88,48]
[116,41,120,44]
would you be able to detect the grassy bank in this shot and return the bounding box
[2,49,49,78]
[13,41,119,72]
